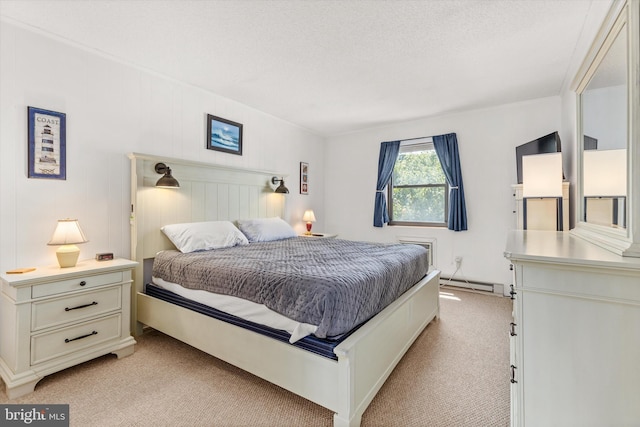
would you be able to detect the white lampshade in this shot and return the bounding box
[302,210,316,222]
[48,219,88,268]
[583,149,626,197]
[48,219,88,245]
[522,153,563,198]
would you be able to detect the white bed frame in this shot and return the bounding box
[129,153,441,426]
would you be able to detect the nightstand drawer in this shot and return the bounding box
[31,314,122,365]
[31,286,122,331]
[32,271,123,298]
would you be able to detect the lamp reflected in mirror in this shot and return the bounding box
[583,149,627,228]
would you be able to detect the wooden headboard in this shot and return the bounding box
[128,153,286,331]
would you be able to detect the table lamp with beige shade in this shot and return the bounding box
[47,219,88,268]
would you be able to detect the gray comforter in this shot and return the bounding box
[151,237,429,338]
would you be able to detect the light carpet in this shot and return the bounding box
[0,287,511,426]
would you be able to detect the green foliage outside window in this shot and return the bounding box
[390,148,447,224]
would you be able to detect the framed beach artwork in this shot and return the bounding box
[28,107,66,180]
[206,114,243,155]
[300,162,308,194]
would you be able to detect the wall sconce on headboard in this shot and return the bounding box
[271,177,289,194]
[155,163,180,188]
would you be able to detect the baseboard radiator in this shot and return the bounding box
[439,276,495,293]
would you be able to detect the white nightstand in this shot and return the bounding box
[0,258,137,399]
[300,233,338,239]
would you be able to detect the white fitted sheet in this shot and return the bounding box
[151,276,318,343]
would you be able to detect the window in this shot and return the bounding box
[388,140,448,226]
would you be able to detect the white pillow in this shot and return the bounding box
[161,221,249,253]
[236,217,297,242]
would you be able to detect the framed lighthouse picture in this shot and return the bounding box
[28,107,66,180]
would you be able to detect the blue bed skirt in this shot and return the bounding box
[144,283,348,360]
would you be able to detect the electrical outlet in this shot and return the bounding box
[455,256,462,268]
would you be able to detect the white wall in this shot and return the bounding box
[324,97,561,288]
[0,22,325,271]
[560,88,578,229]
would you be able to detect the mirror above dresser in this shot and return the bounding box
[573,0,640,257]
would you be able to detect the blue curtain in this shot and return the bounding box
[373,140,401,227]
[433,133,468,231]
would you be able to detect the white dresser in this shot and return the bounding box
[0,258,137,399]
[504,230,640,426]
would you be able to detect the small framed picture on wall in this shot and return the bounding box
[27,106,66,180]
[206,114,243,156]
[300,162,308,195]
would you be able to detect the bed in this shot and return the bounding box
[129,153,441,427]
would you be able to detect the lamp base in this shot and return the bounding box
[305,222,313,235]
[56,245,80,268]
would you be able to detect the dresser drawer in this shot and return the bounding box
[521,264,640,302]
[31,286,122,332]
[31,271,123,298]
[31,314,122,365]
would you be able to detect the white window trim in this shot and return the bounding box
[388,137,448,227]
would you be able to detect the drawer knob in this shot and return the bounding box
[65,301,98,312]
[64,330,98,343]
[79,281,87,286]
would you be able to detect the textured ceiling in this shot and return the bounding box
[0,0,612,136]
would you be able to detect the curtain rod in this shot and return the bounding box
[400,136,432,142]
[382,136,434,145]
[399,136,433,146]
